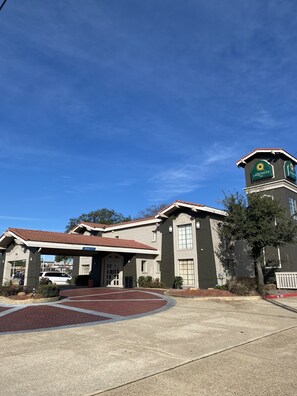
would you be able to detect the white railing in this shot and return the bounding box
[275,272,297,289]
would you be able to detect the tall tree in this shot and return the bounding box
[65,208,132,232]
[56,209,131,262]
[221,192,297,293]
[135,203,168,219]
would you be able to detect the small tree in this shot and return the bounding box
[221,192,297,293]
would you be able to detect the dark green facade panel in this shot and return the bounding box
[196,215,219,289]
[159,219,175,288]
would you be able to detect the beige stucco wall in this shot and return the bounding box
[210,218,227,285]
[172,213,199,289]
[2,243,30,284]
[103,223,162,282]
[103,223,161,260]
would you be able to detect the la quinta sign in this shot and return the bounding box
[284,161,296,182]
[251,160,273,182]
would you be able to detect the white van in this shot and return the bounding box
[39,272,71,285]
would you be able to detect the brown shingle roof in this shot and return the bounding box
[8,228,157,251]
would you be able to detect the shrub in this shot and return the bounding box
[39,277,51,285]
[138,276,164,288]
[215,284,228,291]
[138,276,152,287]
[0,284,21,297]
[173,276,183,289]
[150,278,164,288]
[263,269,276,285]
[74,275,90,286]
[37,284,60,298]
[226,277,256,296]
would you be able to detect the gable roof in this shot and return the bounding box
[71,200,226,233]
[236,148,297,167]
[71,216,161,233]
[0,228,158,254]
[155,200,226,218]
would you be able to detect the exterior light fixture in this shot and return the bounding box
[169,226,173,233]
[196,222,201,229]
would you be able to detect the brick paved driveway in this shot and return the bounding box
[0,288,174,334]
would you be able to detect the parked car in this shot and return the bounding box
[39,272,72,285]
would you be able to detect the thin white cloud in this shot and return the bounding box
[0,216,50,221]
[248,109,280,129]
[150,143,237,202]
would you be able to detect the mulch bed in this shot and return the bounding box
[167,288,236,297]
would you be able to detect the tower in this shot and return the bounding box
[237,148,297,271]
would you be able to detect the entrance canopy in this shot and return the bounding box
[0,228,159,256]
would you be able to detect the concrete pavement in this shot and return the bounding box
[0,296,296,395]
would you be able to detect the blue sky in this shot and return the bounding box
[1,0,297,233]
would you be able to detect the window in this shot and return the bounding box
[156,261,161,273]
[289,197,297,220]
[225,259,235,275]
[263,247,281,269]
[152,231,157,242]
[179,259,195,286]
[178,224,193,249]
[141,260,147,273]
[81,265,90,275]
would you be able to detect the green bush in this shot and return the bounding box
[39,277,51,285]
[37,284,60,298]
[138,276,163,288]
[215,284,228,290]
[138,276,152,287]
[226,277,256,296]
[173,276,183,289]
[0,284,21,297]
[150,278,164,288]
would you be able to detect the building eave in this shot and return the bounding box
[237,148,297,167]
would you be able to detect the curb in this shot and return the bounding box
[191,296,262,301]
[169,295,262,301]
[264,292,297,300]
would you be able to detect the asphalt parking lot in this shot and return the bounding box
[0,295,297,395]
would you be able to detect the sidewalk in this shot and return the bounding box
[1,296,297,395]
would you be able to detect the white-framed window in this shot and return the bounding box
[156,261,161,273]
[141,260,147,273]
[179,259,195,286]
[152,231,157,242]
[81,264,90,275]
[289,197,297,219]
[178,224,193,249]
[263,247,282,269]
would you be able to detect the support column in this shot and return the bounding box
[72,257,80,278]
[0,252,6,285]
[91,255,102,287]
[26,249,41,288]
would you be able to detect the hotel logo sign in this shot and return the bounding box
[251,161,273,182]
[284,161,296,182]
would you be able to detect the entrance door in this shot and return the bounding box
[104,254,123,287]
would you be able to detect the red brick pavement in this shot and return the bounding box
[0,288,171,334]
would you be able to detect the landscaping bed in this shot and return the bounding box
[0,284,60,304]
[0,294,60,304]
[167,288,236,297]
